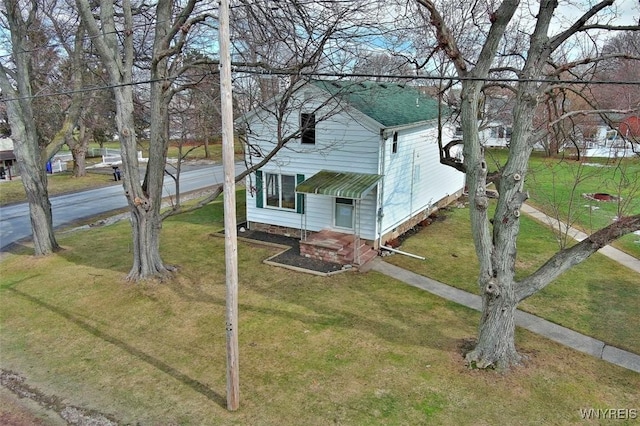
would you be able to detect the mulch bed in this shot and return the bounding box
[234,225,346,275]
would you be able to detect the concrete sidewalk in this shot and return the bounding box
[369,259,640,373]
[521,203,640,274]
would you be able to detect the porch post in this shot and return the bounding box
[354,199,360,264]
[300,194,307,240]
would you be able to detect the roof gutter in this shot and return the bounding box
[381,118,441,139]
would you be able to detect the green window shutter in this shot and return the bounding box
[296,174,305,214]
[256,170,263,208]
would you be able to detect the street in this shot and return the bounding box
[0,162,242,250]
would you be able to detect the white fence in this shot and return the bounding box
[47,158,68,173]
[101,149,144,164]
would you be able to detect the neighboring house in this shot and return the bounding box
[582,116,639,158]
[0,137,17,179]
[237,80,466,266]
[618,115,640,145]
[479,122,512,148]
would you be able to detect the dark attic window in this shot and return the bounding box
[301,112,316,145]
[392,131,398,154]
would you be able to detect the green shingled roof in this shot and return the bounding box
[313,80,442,127]
[296,170,383,199]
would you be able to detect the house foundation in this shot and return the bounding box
[248,190,464,253]
[378,190,464,247]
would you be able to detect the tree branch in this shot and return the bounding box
[549,0,615,52]
[516,214,640,301]
[414,0,468,75]
[547,53,640,77]
[546,108,639,128]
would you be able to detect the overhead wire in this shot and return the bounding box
[2,64,640,104]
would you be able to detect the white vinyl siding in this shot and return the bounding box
[380,125,465,235]
[242,82,464,242]
[244,86,381,237]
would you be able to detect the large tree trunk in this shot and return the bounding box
[128,203,170,280]
[125,0,175,280]
[465,285,522,369]
[68,124,89,177]
[0,74,59,255]
[14,142,59,255]
[3,92,60,255]
[113,84,173,281]
[70,142,88,177]
[0,0,59,255]
[77,0,174,280]
[460,80,523,369]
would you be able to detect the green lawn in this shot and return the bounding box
[384,204,640,355]
[487,150,640,257]
[1,193,638,424]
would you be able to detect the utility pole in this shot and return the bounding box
[218,0,239,411]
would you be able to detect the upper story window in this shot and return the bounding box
[301,113,316,144]
[392,131,398,154]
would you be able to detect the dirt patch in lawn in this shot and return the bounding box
[1,370,118,426]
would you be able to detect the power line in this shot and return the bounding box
[232,67,640,86]
[2,65,640,104]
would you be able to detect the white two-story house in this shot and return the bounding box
[237,80,466,265]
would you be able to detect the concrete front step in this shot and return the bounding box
[337,244,377,265]
[355,248,378,266]
[300,230,377,266]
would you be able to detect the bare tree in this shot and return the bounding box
[45,8,91,177]
[165,0,385,216]
[0,0,59,255]
[75,0,214,280]
[415,0,640,369]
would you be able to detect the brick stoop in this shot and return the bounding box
[300,229,377,266]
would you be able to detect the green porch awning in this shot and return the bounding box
[296,170,383,200]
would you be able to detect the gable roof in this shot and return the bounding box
[312,80,442,127]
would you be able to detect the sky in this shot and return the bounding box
[554,0,639,29]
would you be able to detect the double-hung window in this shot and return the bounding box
[265,173,296,210]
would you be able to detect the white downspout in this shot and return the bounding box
[381,245,426,260]
[377,129,386,249]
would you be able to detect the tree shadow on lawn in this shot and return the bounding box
[0,242,40,259]
[167,268,472,356]
[3,285,227,408]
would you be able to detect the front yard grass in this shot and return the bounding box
[384,204,640,355]
[1,193,639,424]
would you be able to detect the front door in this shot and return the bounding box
[334,198,354,229]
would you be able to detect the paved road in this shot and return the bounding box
[0,162,242,250]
